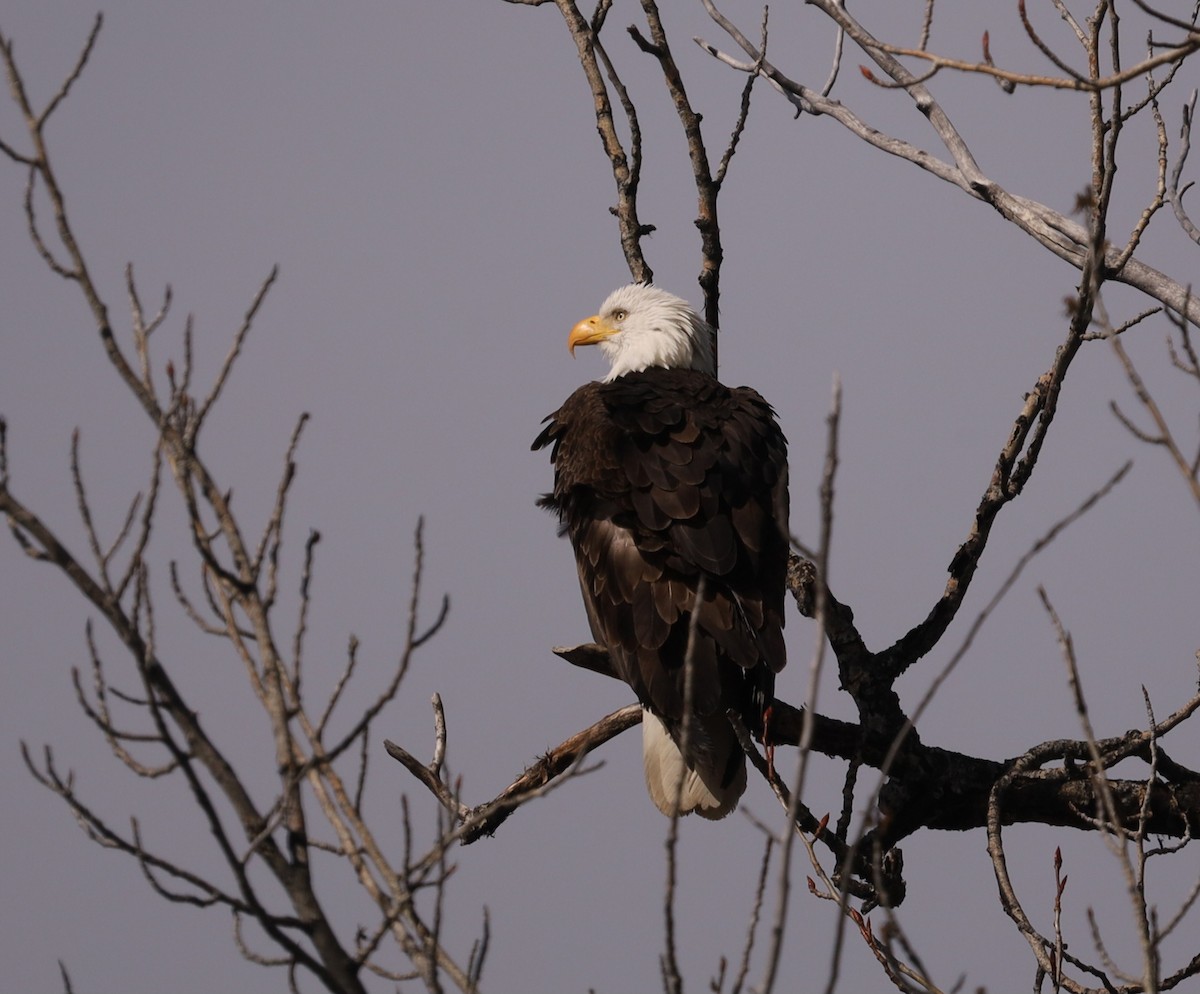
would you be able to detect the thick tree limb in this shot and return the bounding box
[385,637,1200,859]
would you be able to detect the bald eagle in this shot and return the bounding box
[533,284,789,819]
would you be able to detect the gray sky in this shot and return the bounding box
[2,2,1198,992]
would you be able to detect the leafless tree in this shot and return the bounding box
[3,2,1200,993]
[0,17,484,994]
[474,2,1200,993]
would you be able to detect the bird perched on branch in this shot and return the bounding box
[533,283,789,819]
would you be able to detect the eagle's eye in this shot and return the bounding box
[611,309,627,323]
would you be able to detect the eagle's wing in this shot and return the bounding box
[535,368,788,726]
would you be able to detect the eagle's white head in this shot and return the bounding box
[568,283,716,381]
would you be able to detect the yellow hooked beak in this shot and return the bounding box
[568,314,618,356]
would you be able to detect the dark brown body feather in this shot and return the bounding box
[533,368,789,795]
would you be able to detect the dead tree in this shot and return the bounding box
[3,3,1200,993]
[395,3,1200,991]
[0,18,486,994]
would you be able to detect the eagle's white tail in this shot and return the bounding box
[641,710,746,820]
